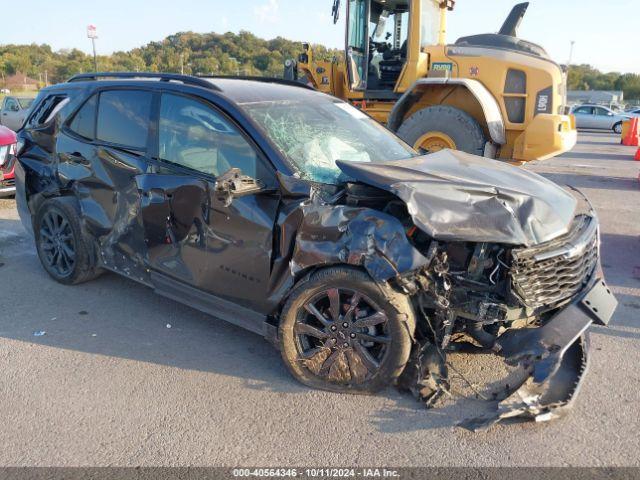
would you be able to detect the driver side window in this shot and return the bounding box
[5,98,19,111]
[158,93,258,178]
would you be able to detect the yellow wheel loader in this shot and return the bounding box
[284,1,577,162]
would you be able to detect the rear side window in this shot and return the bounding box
[96,90,152,149]
[68,95,97,140]
[28,95,69,127]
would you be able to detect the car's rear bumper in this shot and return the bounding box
[513,113,578,162]
[0,149,17,197]
[14,161,32,235]
[0,164,16,197]
[0,184,15,197]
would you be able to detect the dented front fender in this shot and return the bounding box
[290,202,430,283]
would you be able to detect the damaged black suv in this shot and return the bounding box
[15,73,617,428]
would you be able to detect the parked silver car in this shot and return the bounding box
[0,96,35,131]
[571,104,631,133]
[625,107,640,118]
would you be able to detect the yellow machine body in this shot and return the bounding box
[296,0,577,162]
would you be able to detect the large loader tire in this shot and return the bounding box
[396,105,487,156]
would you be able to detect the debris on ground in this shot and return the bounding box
[33,331,46,337]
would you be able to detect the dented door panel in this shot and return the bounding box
[56,134,150,281]
[205,192,280,313]
[135,173,211,286]
[135,171,280,312]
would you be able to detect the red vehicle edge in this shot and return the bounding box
[0,125,17,197]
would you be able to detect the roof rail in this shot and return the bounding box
[199,75,315,91]
[66,72,221,91]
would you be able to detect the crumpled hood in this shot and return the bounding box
[336,149,577,247]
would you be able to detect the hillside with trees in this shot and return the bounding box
[1,31,639,100]
[0,31,340,86]
[568,64,640,100]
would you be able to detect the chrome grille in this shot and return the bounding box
[510,215,599,309]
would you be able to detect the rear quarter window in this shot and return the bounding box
[96,90,153,150]
[68,95,98,140]
[27,94,69,127]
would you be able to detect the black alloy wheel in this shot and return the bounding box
[294,287,390,384]
[38,209,76,278]
[279,267,414,394]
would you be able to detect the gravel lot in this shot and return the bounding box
[0,131,639,467]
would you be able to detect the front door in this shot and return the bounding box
[2,98,25,131]
[572,106,595,129]
[137,91,280,313]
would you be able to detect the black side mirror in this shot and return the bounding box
[215,168,264,207]
[10,105,20,112]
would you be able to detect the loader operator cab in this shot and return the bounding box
[346,0,442,94]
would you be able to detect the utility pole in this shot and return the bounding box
[567,40,575,69]
[180,53,184,75]
[229,57,240,76]
[87,25,99,72]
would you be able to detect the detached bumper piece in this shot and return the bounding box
[462,278,617,431]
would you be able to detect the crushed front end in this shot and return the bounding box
[330,150,618,429]
[396,211,617,429]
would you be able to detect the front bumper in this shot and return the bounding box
[512,113,578,162]
[0,155,16,197]
[463,272,617,430]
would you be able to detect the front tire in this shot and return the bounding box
[613,122,623,135]
[34,197,102,285]
[279,267,415,394]
[396,105,487,156]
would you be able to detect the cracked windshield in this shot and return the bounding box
[241,97,418,184]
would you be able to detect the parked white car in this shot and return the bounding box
[625,107,640,118]
[571,104,631,133]
[0,96,35,131]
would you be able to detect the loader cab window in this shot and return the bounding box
[367,1,410,91]
[346,0,410,92]
[420,0,441,47]
[347,0,369,91]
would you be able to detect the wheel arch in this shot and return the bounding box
[388,78,507,146]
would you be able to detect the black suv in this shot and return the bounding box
[14,73,617,429]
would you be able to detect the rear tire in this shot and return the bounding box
[279,267,415,394]
[34,197,102,285]
[396,105,487,156]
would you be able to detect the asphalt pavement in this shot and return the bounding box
[0,131,639,467]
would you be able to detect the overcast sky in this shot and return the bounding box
[2,0,638,74]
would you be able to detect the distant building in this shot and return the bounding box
[4,73,39,92]
[567,90,624,106]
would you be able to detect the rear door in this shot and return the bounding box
[59,88,154,278]
[593,107,615,130]
[138,91,280,313]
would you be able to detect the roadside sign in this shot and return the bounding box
[87,25,98,39]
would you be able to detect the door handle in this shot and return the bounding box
[142,189,168,204]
